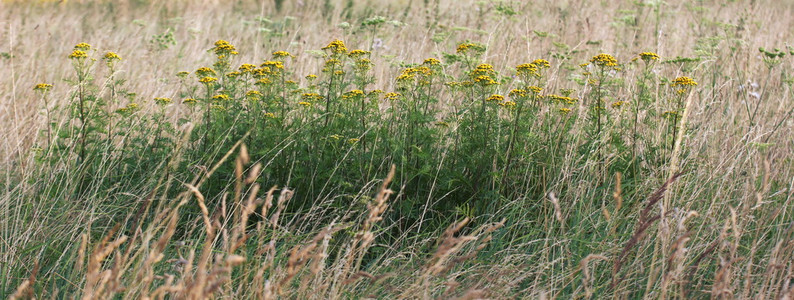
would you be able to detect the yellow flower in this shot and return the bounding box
[246,90,262,98]
[298,101,313,107]
[212,94,230,101]
[306,74,318,80]
[154,97,172,105]
[423,58,441,65]
[559,107,571,115]
[455,42,484,54]
[322,39,348,54]
[264,112,276,118]
[672,76,697,86]
[611,100,626,108]
[176,71,190,78]
[528,86,543,93]
[639,52,660,61]
[590,53,618,67]
[486,94,504,102]
[68,50,87,59]
[329,134,343,140]
[239,64,257,73]
[348,49,371,58]
[261,60,285,70]
[509,89,527,97]
[474,75,498,86]
[384,92,401,101]
[347,138,360,144]
[199,76,218,84]
[256,78,271,85]
[272,50,294,58]
[302,93,323,102]
[196,67,216,77]
[74,43,91,51]
[226,71,241,78]
[532,59,550,68]
[182,98,197,104]
[212,40,237,56]
[104,52,121,61]
[516,63,540,77]
[33,83,53,91]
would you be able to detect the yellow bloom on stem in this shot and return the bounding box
[69,50,87,59]
[34,83,53,91]
[590,53,618,67]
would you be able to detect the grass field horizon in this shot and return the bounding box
[2,0,793,298]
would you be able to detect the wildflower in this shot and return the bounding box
[559,107,571,115]
[532,59,550,68]
[104,52,121,61]
[639,52,659,62]
[423,58,441,65]
[33,83,53,92]
[322,39,348,54]
[334,70,345,76]
[329,134,343,140]
[226,71,241,78]
[256,78,271,85]
[509,89,527,97]
[272,50,294,58]
[306,74,318,80]
[212,40,237,56]
[590,53,618,67]
[239,64,257,73]
[212,94,230,101]
[182,98,197,104]
[486,94,505,102]
[500,100,517,107]
[285,80,297,85]
[261,60,285,70]
[347,138,360,144]
[246,90,262,99]
[397,73,415,82]
[456,42,485,54]
[154,97,172,106]
[516,63,540,77]
[176,71,190,78]
[611,100,626,108]
[264,112,276,118]
[302,93,323,102]
[348,49,371,58]
[368,89,384,96]
[199,76,218,84]
[528,86,543,93]
[474,75,498,86]
[662,110,678,119]
[196,67,216,77]
[384,92,401,101]
[298,101,313,107]
[69,50,88,59]
[672,76,697,86]
[74,43,91,51]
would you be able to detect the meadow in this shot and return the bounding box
[1,0,793,298]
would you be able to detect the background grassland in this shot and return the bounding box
[1,0,793,298]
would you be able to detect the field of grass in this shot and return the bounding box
[1,0,793,298]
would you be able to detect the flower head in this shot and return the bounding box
[423,58,441,65]
[182,98,197,105]
[33,83,53,92]
[486,94,505,102]
[590,53,618,67]
[272,50,294,59]
[323,39,348,55]
[104,52,121,61]
[639,52,660,62]
[69,50,88,59]
[212,40,237,56]
[196,67,217,77]
[199,76,218,84]
[672,76,697,87]
[153,97,172,106]
[74,43,92,51]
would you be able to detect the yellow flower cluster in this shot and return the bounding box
[532,59,550,68]
[261,60,285,70]
[456,42,485,54]
[212,94,230,101]
[74,43,91,51]
[611,100,626,108]
[116,102,139,114]
[272,50,294,58]
[154,97,172,106]
[199,76,218,84]
[69,50,87,59]
[196,67,217,77]
[547,94,578,105]
[323,40,348,54]
[182,98,197,104]
[246,90,262,99]
[516,63,540,78]
[638,52,659,61]
[559,107,571,115]
[177,71,190,78]
[306,74,318,80]
[474,75,498,86]
[298,101,313,107]
[486,94,504,102]
[342,89,365,99]
[509,89,527,98]
[238,64,257,73]
[423,58,441,65]
[213,40,238,56]
[590,53,618,67]
[104,51,121,61]
[672,76,697,86]
[348,49,370,58]
[34,83,53,91]
[301,93,323,102]
[384,92,401,101]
